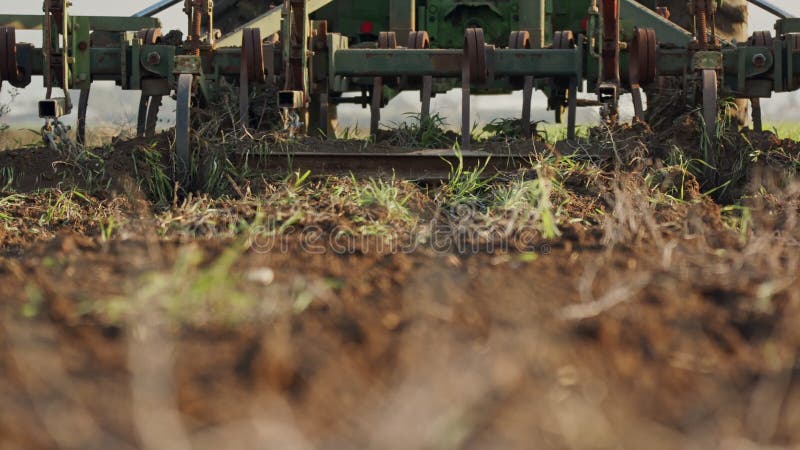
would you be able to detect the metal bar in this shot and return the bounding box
[230,150,531,180]
[216,0,334,47]
[493,49,581,77]
[333,48,580,78]
[0,15,158,31]
[619,0,692,45]
[747,0,794,19]
[134,0,183,17]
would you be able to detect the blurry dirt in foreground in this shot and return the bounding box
[1,127,800,449]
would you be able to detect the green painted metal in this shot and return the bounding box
[0,15,159,31]
[390,0,415,46]
[216,0,334,47]
[519,0,547,48]
[331,47,582,79]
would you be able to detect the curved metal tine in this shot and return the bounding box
[521,76,534,139]
[631,84,645,122]
[370,77,382,138]
[751,98,762,132]
[461,55,471,149]
[421,76,432,123]
[239,58,250,130]
[137,94,150,137]
[145,95,162,137]
[77,87,90,146]
[175,74,193,179]
[567,77,578,141]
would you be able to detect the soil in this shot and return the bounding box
[1,130,799,449]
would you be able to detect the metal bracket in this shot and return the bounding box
[692,51,723,71]
[38,97,68,118]
[174,55,202,74]
[278,90,305,109]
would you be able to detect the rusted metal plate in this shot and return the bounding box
[230,149,533,180]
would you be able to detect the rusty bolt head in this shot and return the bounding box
[752,53,767,68]
[147,52,161,66]
[78,41,88,51]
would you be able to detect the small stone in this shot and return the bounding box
[247,267,275,286]
[381,312,401,330]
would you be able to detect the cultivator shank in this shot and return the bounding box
[0,0,798,180]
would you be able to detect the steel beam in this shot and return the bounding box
[619,0,692,45]
[332,48,581,78]
[216,0,334,47]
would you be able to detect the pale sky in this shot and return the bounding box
[1,0,799,131]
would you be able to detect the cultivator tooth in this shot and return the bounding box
[408,31,433,122]
[239,28,267,129]
[461,28,488,149]
[370,32,398,138]
[509,31,534,139]
[751,98,763,132]
[552,30,578,140]
[175,73,194,179]
[77,88,90,145]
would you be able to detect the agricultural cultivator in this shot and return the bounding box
[0,0,798,179]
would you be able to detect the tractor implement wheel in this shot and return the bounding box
[0,27,28,89]
[701,68,719,182]
[370,31,397,138]
[702,69,718,139]
[175,73,194,181]
[509,31,533,139]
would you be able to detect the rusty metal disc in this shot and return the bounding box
[0,27,21,86]
[378,31,398,50]
[509,30,533,138]
[702,69,718,139]
[143,28,162,45]
[409,31,433,121]
[465,28,487,85]
[749,30,773,48]
[553,30,575,50]
[371,32,397,137]
[629,28,657,86]
[406,31,430,84]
